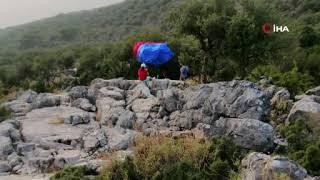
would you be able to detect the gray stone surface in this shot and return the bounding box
[105,128,137,151]
[21,106,96,144]
[54,150,81,169]
[68,86,88,100]
[2,78,317,178]
[17,143,35,156]
[287,95,320,123]
[116,110,136,129]
[0,161,11,173]
[0,136,14,158]
[241,152,308,180]
[306,86,320,96]
[31,93,61,109]
[209,118,274,152]
[71,98,96,112]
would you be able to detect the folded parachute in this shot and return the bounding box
[134,42,174,66]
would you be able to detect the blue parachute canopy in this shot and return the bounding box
[137,43,174,66]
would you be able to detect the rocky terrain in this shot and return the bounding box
[1,78,320,179]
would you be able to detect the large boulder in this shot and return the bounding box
[0,121,21,144]
[207,118,274,152]
[169,110,204,130]
[17,90,38,103]
[184,81,269,122]
[0,136,14,158]
[241,152,308,180]
[3,101,32,117]
[96,97,126,126]
[98,87,125,100]
[306,86,320,96]
[54,150,81,169]
[31,93,61,109]
[116,110,136,129]
[17,143,36,156]
[88,78,137,103]
[26,156,54,174]
[68,86,88,100]
[126,83,154,104]
[157,88,183,113]
[0,161,11,173]
[71,98,96,112]
[287,95,320,135]
[105,128,137,151]
[64,113,92,126]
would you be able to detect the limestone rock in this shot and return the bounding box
[83,136,99,152]
[64,113,92,126]
[105,128,137,151]
[116,110,136,129]
[241,152,308,180]
[22,106,96,145]
[27,157,54,174]
[98,87,125,100]
[54,150,81,169]
[0,136,14,158]
[17,90,38,103]
[68,86,88,100]
[71,98,96,112]
[32,93,61,109]
[287,95,320,135]
[96,97,125,126]
[210,118,274,152]
[157,88,182,113]
[306,86,320,96]
[17,143,35,156]
[0,161,11,173]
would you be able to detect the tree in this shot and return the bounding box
[299,26,319,49]
[19,32,42,49]
[168,0,236,83]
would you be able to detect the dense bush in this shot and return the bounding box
[278,119,320,176]
[99,136,246,180]
[247,65,315,97]
[50,166,97,180]
[0,107,11,122]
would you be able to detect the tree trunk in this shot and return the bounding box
[201,56,208,83]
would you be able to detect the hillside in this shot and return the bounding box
[1,78,320,179]
[0,0,182,52]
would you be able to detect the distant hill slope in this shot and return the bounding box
[0,0,182,52]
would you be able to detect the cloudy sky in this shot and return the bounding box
[0,0,124,28]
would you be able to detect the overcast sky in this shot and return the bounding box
[0,0,125,28]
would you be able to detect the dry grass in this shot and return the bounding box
[48,116,64,125]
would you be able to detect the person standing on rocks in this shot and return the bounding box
[138,63,149,85]
[180,64,189,81]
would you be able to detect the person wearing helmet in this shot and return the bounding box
[138,63,148,81]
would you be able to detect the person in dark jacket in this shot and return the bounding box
[180,64,189,81]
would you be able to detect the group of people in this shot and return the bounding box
[137,63,189,83]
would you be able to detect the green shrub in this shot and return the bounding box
[50,166,94,180]
[98,157,141,180]
[247,65,315,97]
[0,107,11,122]
[277,119,320,175]
[100,136,246,180]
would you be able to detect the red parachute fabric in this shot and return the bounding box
[133,41,158,58]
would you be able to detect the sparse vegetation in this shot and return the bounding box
[278,119,320,176]
[98,136,246,180]
[0,107,11,122]
[50,166,97,180]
